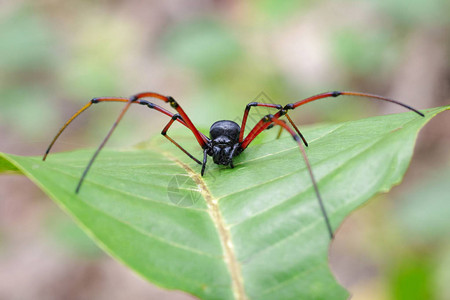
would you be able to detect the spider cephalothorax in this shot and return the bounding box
[43,91,424,239]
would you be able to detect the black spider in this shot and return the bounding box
[43,91,424,238]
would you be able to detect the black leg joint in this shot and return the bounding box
[137,100,147,105]
[331,91,341,97]
[263,114,274,122]
[130,95,139,102]
[284,103,294,110]
[172,114,181,120]
[137,100,156,109]
[168,96,179,108]
[91,98,100,104]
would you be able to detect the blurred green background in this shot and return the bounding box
[0,1,449,299]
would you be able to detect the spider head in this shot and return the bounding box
[211,143,235,165]
[209,120,240,166]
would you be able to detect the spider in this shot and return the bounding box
[43,91,424,239]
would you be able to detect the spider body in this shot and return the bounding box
[208,120,242,167]
[43,91,424,239]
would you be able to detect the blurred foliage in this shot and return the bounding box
[162,19,243,75]
[381,165,450,300]
[394,167,450,241]
[332,28,396,77]
[0,7,55,72]
[435,244,450,300]
[250,0,313,21]
[59,14,135,98]
[0,6,57,138]
[388,256,433,300]
[373,0,450,26]
[0,87,57,138]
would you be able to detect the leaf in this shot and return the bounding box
[1,106,448,300]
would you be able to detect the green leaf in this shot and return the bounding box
[1,106,448,299]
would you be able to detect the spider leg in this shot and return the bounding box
[161,114,202,165]
[131,92,209,147]
[284,113,308,146]
[201,149,208,176]
[275,125,283,139]
[43,98,206,160]
[242,113,334,239]
[270,113,308,146]
[243,89,425,149]
[284,91,424,117]
[75,98,134,193]
[239,102,308,146]
[240,108,284,150]
[239,102,281,142]
[44,94,208,193]
[228,143,241,169]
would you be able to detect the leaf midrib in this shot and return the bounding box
[158,150,249,300]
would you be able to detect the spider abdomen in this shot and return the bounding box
[209,120,240,141]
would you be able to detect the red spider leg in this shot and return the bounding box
[239,102,281,142]
[161,114,202,165]
[275,113,308,146]
[132,92,208,147]
[240,109,284,149]
[243,90,424,149]
[238,103,308,146]
[285,91,424,117]
[43,98,200,161]
[243,114,334,238]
